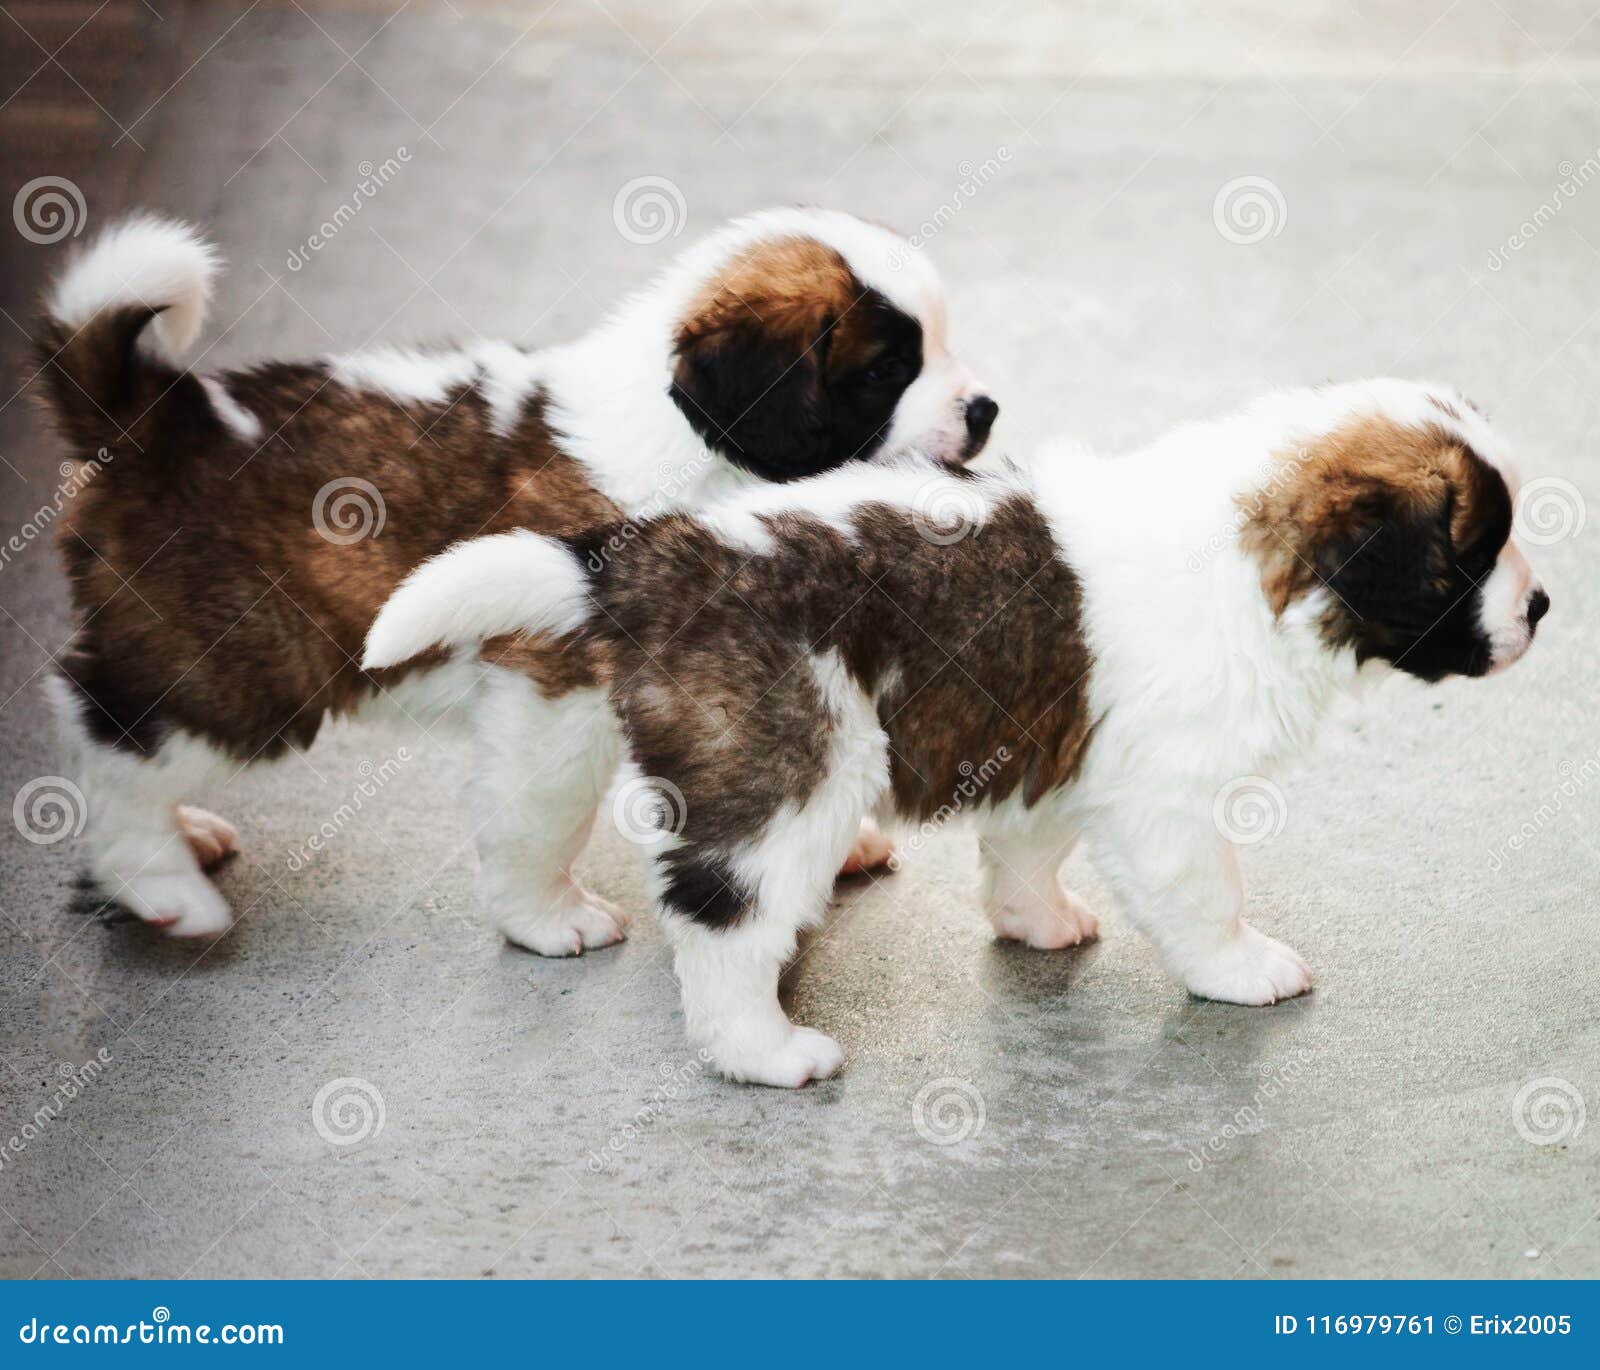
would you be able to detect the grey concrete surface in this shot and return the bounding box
[1,0,1598,1279]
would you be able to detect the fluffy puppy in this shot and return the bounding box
[366,379,1550,1086]
[34,208,995,944]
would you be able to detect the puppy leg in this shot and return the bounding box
[838,815,895,876]
[661,846,846,1088]
[979,825,1098,949]
[51,680,233,938]
[1091,808,1311,1004]
[175,806,239,870]
[469,669,626,957]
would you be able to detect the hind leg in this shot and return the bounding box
[980,822,1099,949]
[469,669,626,957]
[51,678,234,938]
[660,840,849,1088]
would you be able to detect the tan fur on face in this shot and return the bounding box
[1238,414,1496,615]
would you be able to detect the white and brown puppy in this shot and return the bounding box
[34,208,996,944]
[366,379,1549,1086]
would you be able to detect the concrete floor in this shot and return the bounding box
[1,0,1598,1279]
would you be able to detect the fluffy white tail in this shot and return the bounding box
[47,214,219,363]
[362,532,594,670]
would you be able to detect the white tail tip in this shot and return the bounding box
[48,213,220,362]
[362,532,594,671]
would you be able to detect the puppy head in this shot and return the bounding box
[668,210,993,481]
[1242,383,1548,681]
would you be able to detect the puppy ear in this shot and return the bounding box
[1314,487,1453,656]
[669,308,834,482]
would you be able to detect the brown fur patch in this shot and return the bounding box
[590,490,1094,867]
[1239,415,1490,615]
[1236,411,1513,679]
[54,366,620,758]
[674,236,902,384]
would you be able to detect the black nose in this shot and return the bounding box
[965,396,998,441]
[1527,587,1550,628]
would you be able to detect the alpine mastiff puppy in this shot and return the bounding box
[366,379,1549,1087]
[35,207,996,947]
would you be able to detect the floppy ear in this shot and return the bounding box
[669,308,834,482]
[1314,486,1453,652]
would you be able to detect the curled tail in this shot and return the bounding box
[362,531,598,671]
[33,214,221,456]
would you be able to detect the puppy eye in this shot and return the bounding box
[862,356,906,385]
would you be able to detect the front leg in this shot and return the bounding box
[1089,807,1311,1004]
[979,827,1099,948]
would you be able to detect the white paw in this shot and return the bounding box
[1183,923,1312,1005]
[709,1025,845,1088]
[497,885,630,957]
[989,888,1100,949]
[175,805,239,870]
[838,817,896,877]
[120,871,233,939]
